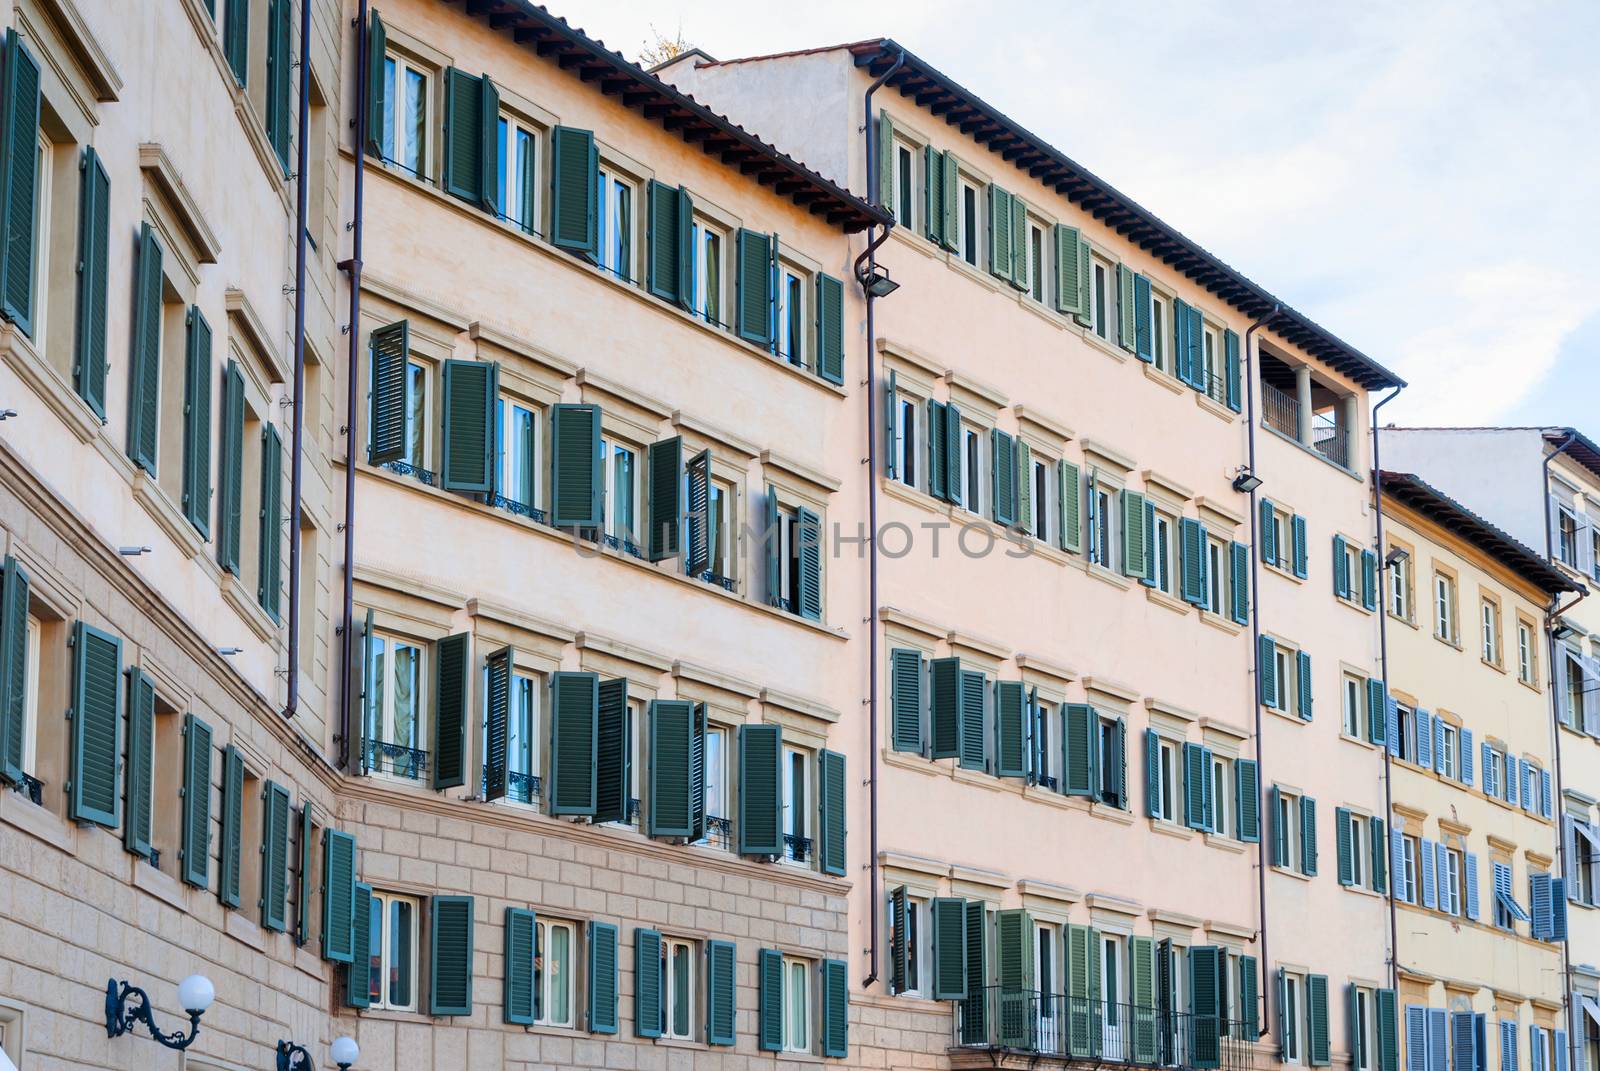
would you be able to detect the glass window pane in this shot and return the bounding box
[404,68,425,177]
[672,945,690,1036]
[390,899,413,1007]
[382,58,397,162]
[367,896,382,1003]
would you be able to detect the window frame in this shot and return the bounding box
[662,934,696,1040]
[782,953,813,1053]
[496,391,542,514]
[1151,507,1175,594]
[535,917,578,1028]
[378,45,437,181]
[1480,594,1502,667]
[1089,255,1114,342]
[365,626,430,782]
[1433,569,1458,645]
[782,743,814,867]
[690,215,729,330]
[368,889,421,1012]
[1341,673,1363,740]
[493,101,546,236]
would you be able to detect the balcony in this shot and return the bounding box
[1262,382,1298,440]
[1259,351,1354,472]
[953,991,1255,1071]
[364,739,429,781]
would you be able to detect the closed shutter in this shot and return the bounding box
[549,403,602,527]
[1240,955,1260,1038]
[648,699,694,837]
[1224,329,1242,412]
[588,920,619,1033]
[1068,924,1094,1056]
[890,648,924,753]
[990,429,1016,526]
[988,185,1013,283]
[1117,264,1137,352]
[1144,729,1161,817]
[1377,989,1399,1071]
[816,273,845,385]
[1063,703,1097,797]
[1292,514,1309,578]
[264,0,291,169]
[1297,650,1313,720]
[69,621,122,827]
[1368,679,1388,745]
[1185,304,1205,391]
[944,402,963,504]
[1259,499,1278,565]
[429,895,474,1016]
[362,12,386,154]
[1236,758,1260,842]
[257,424,283,618]
[1123,490,1147,578]
[1370,816,1388,895]
[595,678,630,825]
[690,702,707,842]
[822,958,849,1057]
[1133,274,1154,360]
[647,436,682,562]
[1416,710,1435,768]
[440,360,497,493]
[932,897,968,1000]
[1190,945,1221,1069]
[217,360,246,573]
[1173,298,1192,385]
[883,368,898,481]
[1530,872,1554,940]
[1009,195,1027,288]
[1269,786,1286,867]
[798,506,823,622]
[1333,535,1351,598]
[1180,517,1206,605]
[1132,936,1158,1062]
[366,321,409,466]
[738,723,782,856]
[431,632,469,790]
[1459,728,1475,786]
[346,883,373,1008]
[1055,225,1083,315]
[922,144,944,244]
[261,780,291,931]
[0,30,40,335]
[1016,439,1033,534]
[996,908,1034,1046]
[179,714,213,887]
[548,671,598,816]
[958,669,986,771]
[181,309,214,537]
[995,680,1026,778]
[889,885,910,995]
[218,745,244,908]
[1301,796,1319,875]
[1230,541,1250,624]
[74,147,111,417]
[1406,1005,1428,1071]
[1059,460,1082,553]
[0,556,29,784]
[930,657,962,759]
[481,646,510,802]
[1258,636,1277,706]
[706,939,737,1045]
[634,927,664,1038]
[961,899,988,1045]
[818,748,846,876]
[224,0,250,85]
[1336,807,1354,884]
[1464,851,1480,920]
[735,228,775,347]
[320,828,357,963]
[1308,974,1331,1066]
[122,669,155,858]
[876,111,895,207]
[550,126,598,257]
[1362,550,1379,609]
[926,398,948,498]
[758,947,784,1050]
[126,224,163,472]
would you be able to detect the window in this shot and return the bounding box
[484,667,540,805]
[1150,294,1168,372]
[706,476,734,583]
[1031,457,1053,542]
[1036,922,1057,1006]
[1201,326,1220,401]
[1031,697,1058,790]
[1481,598,1501,665]
[959,179,979,266]
[600,436,640,549]
[783,955,812,1053]
[1205,535,1225,614]
[1027,220,1045,304]
[1572,822,1597,904]
[380,52,430,178]
[888,892,933,997]
[1091,482,1117,571]
[893,391,919,490]
[775,503,800,612]
[1282,971,1303,1064]
[30,129,51,348]
[1395,705,1416,764]
[1270,512,1288,571]
[1521,623,1537,684]
[696,724,730,847]
[1388,551,1411,620]
[498,396,539,513]
[1097,716,1124,808]
[1101,933,1125,1051]
[1558,503,1579,567]
[1090,258,1112,341]
[662,936,695,1039]
[365,891,419,1011]
[496,113,540,233]
[1346,811,1366,888]
[1351,987,1374,1071]
[783,745,812,865]
[597,165,635,282]
[961,426,985,516]
[1441,847,1462,916]
[1212,754,1233,838]
[365,629,427,780]
[1484,746,1503,800]
[777,264,807,368]
[1153,737,1178,823]
[1434,572,1457,643]
[1438,723,1457,780]
[891,137,916,229]
[535,918,577,1027]
[1276,789,1302,871]
[1342,675,1363,739]
[1400,835,1419,904]
[690,220,725,327]
[1152,511,1174,594]
[1272,646,1292,714]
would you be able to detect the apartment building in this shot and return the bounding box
[1376,471,1578,1071]
[661,39,1405,1071]
[1383,428,1600,1071]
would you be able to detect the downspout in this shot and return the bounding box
[1541,432,1584,1039]
[1243,304,1279,1039]
[283,0,313,718]
[856,47,903,992]
[1369,387,1404,992]
[336,0,370,770]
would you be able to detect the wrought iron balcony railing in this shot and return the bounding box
[380,459,436,487]
[784,833,812,863]
[490,493,546,525]
[1262,382,1298,440]
[8,771,42,806]
[364,739,429,781]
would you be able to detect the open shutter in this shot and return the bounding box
[320,828,356,962]
[1368,679,1388,745]
[757,948,784,1050]
[180,309,214,536]
[1464,851,1481,920]
[735,228,775,347]
[1292,514,1309,578]
[932,897,968,1000]
[224,0,250,85]
[122,669,155,857]
[961,900,989,1045]
[647,436,682,561]
[548,671,598,816]
[876,110,895,206]
[503,907,535,1024]
[366,320,409,465]
[1184,743,1208,830]
[1258,636,1277,706]
[261,780,291,930]
[958,669,987,771]
[430,633,469,790]
[647,179,687,304]
[1190,946,1221,1069]
[1362,550,1379,609]
[1064,703,1096,796]
[1016,438,1033,534]
[1068,924,1094,1056]
[263,0,291,169]
[706,939,737,1045]
[1230,541,1250,624]
[685,448,711,576]
[441,360,497,492]
[442,68,489,206]
[69,621,122,827]
[1236,758,1260,842]
[550,126,598,258]
[987,185,1013,283]
[690,702,707,841]
[258,424,283,618]
[125,224,162,471]
[1416,710,1435,769]
[1224,329,1242,411]
[1055,225,1083,315]
[1009,194,1027,288]
[930,657,962,759]
[1336,807,1354,884]
[0,30,40,335]
[634,927,664,1038]
[550,403,602,527]
[1133,273,1154,360]
[822,958,849,1057]
[1371,816,1388,894]
[1377,990,1399,1071]
[994,680,1026,778]
[346,883,373,1008]
[922,144,944,244]
[816,273,845,385]
[1333,535,1351,598]
[1530,872,1554,940]
[1059,460,1082,553]
[818,748,846,876]
[1117,264,1137,352]
[179,714,213,887]
[1240,955,1260,1038]
[1132,937,1158,1061]
[738,722,782,856]
[648,699,694,838]
[944,402,963,504]
[429,895,474,1016]
[1301,796,1319,875]
[1180,518,1206,605]
[1185,304,1205,391]
[890,648,924,753]
[1123,490,1148,578]
[481,646,510,802]
[218,745,244,908]
[1144,730,1161,817]
[1420,838,1438,909]
[1269,786,1286,867]
[890,885,911,995]
[797,506,823,621]
[74,147,111,417]
[362,11,386,154]
[0,557,29,784]
[588,921,619,1033]
[1297,650,1313,720]
[1308,974,1331,1066]
[595,678,631,824]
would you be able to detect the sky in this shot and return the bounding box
[570,0,1600,427]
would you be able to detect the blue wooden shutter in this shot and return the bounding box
[595,678,630,825]
[588,920,619,1033]
[1368,679,1388,745]
[818,748,846,876]
[634,927,664,1038]
[706,939,737,1045]
[1292,514,1309,578]
[1180,518,1206,605]
[1144,729,1160,817]
[1224,329,1242,412]
[1333,535,1351,598]
[1260,499,1278,565]
[1183,744,1207,829]
[1308,974,1331,1066]
[1297,650,1313,721]
[1133,274,1153,360]
[1361,550,1379,609]
[1336,807,1354,885]
[890,648,924,753]
[258,423,284,618]
[1236,758,1260,842]
[320,828,357,963]
[548,671,598,816]
[991,428,1017,526]
[1230,541,1250,624]
[822,958,849,1057]
[1269,786,1286,867]
[1301,796,1319,875]
[550,126,598,258]
[69,621,122,827]
[122,669,155,858]
[223,0,250,85]
[1370,816,1388,895]
[738,723,782,856]
[758,947,784,1050]
[817,273,845,384]
[429,895,474,1015]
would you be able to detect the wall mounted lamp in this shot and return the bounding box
[105,974,213,1051]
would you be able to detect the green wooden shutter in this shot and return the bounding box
[958,669,986,771]
[634,926,664,1038]
[994,680,1026,778]
[363,11,386,156]
[1370,815,1388,894]
[690,702,707,842]
[1292,514,1309,578]
[320,828,356,962]
[0,556,29,784]
[1009,194,1027,289]
[126,224,163,472]
[1301,795,1319,876]
[1361,550,1379,610]
[822,958,849,1058]
[1297,650,1313,721]
[922,144,943,244]
[818,748,846,876]
[926,399,948,499]
[1258,636,1277,706]
[1123,490,1148,578]
[548,671,598,816]
[1184,743,1208,830]
[758,947,784,1050]
[890,647,924,753]
[735,229,775,347]
[1108,718,1127,809]
[1336,807,1354,885]
[1117,264,1137,352]
[961,900,988,1044]
[987,185,1013,283]
[357,608,376,774]
[218,745,244,908]
[180,714,213,887]
[889,885,910,995]
[595,677,630,824]
[217,360,245,573]
[1064,703,1096,796]
[588,920,619,1033]
[1240,955,1260,1037]
[1180,518,1206,605]
[1376,988,1399,1071]
[876,110,895,207]
[1269,786,1285,867]
[991,428,1016,525]
[706,939,737,1045]
[429,895,474,1015]
[647,179,686,304]
[648,699,694,837]
[181,308,214,536]
[1333,535,1350,598]
[224,0,250,85]
[1307,973,1331,1066]
[551,126,598,257]
[440,360,497,493]
[1236,758,1260,842]
[258,424,283,618]
[0,30,40,335]
[996,908,1034,1046]
[930,657,961,759]
[122,669,155,858]
[797,506,823,621]
[1132,273,1154,361]
[264,0,291,170]
[1230,541,1250,624]
[366,320,409,465]
[816,273,845,385]
[346,883,373,1008]
[431,632,469,789]
[443,68,496,209]
[940,151,959,250]
[1191,945,1222,1068]
[1366,678,1387,746]
[1132,936,1157,1062]
[1259,499,1278,565]
[1143,729,1161,817]
[1054,225,1082,315]
[74,147,111,418]
[944,402,963,504]
[932,896,968,1000]
[1068,923,1093,1056]
[1016,439,1033,534]
[481,646,510,802]
[1224,329,1242,412]
[647,436,682,561]
[69,621,122,827]
[1185,304,1204,391]
[1074,239,1092,326]
[738,722,782,856]
[1059,460,1082,553]
[261,780,291,930]
[295,802,314,945]
[550,403,602,527]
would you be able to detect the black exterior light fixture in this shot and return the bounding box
[105,973,214,1051]
[1231,467,1263,494]
[857,262,900,298]
[277,1036,359,1071]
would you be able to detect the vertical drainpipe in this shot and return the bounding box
[1369,388,1403,991]
[855,47,903,991]
[336,0,370,770]
[1243,304,1278,1039]
[283,0,314,718]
